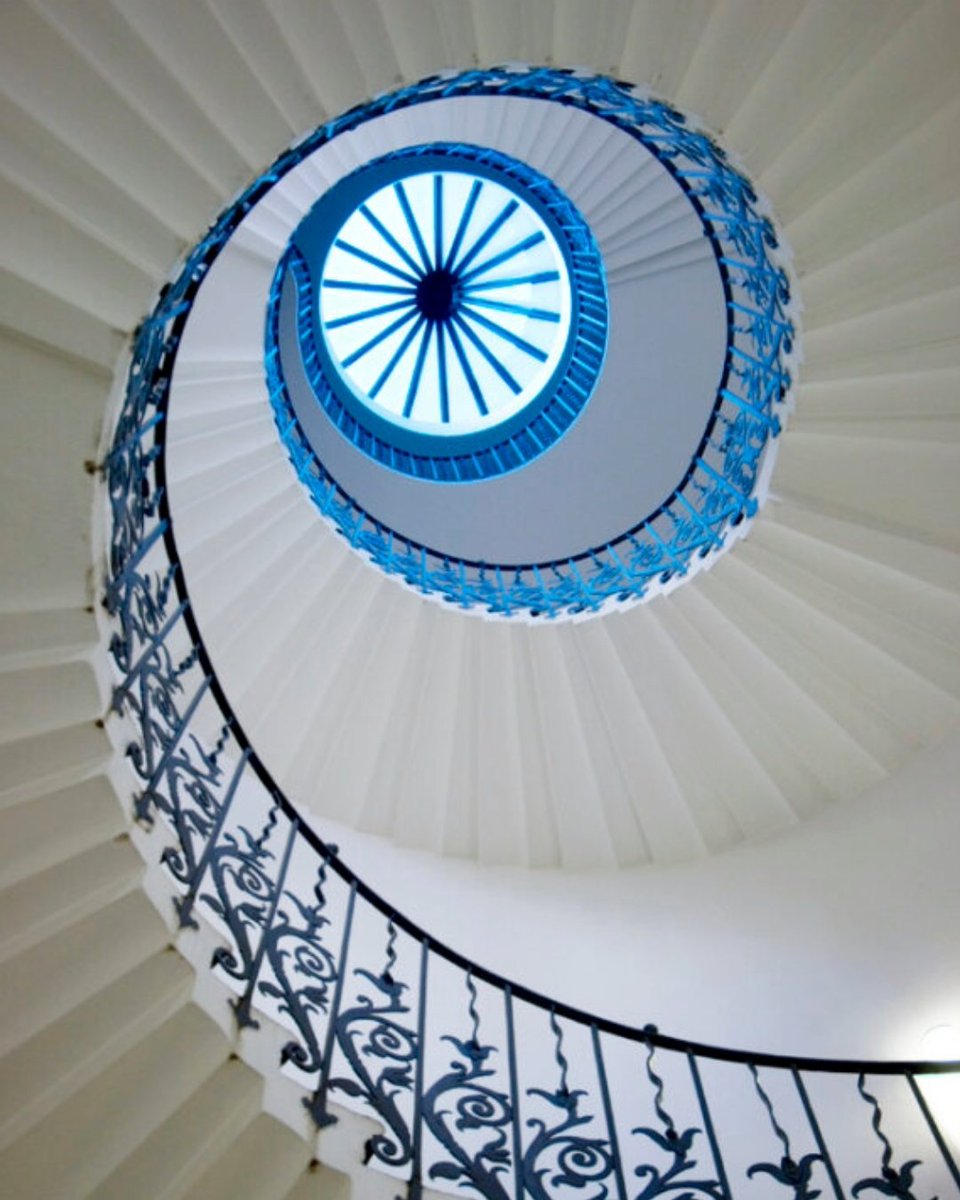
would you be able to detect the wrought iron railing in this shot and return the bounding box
[103,74,959,1200]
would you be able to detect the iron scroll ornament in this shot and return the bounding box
[105,206,959,1200]
[103,61,959,1200]
[261,66,798,618]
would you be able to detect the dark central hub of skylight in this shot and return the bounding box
[416,268,459,322]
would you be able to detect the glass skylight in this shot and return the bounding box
[319,169,573,438]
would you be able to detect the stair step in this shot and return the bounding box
[0,1003,229,1199]
[0,949,192,1152]
[0,773,125,890]
[0,835,143,962]
[0,607,97,672]
[0,890,169,1058]
[90,1058,263,1200]
[0,659,102,745]
[0,722,110,810]
[181,1112,312,1200]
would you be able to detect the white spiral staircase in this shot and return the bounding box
[2,2,959,1197]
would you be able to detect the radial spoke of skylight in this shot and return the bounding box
[463,270,560,292]
[359,203,425,279]
[323,279,418,295]
[443,179,482,272]
[446,319,489,416]
[452,199,519,277]
[318,161,580,438]
[459,306,549,363]
[402,321,433,419]
[341,306,419,369]
[435,323,450,423]
[451,312,523,395]
[394,181,432,273]
[433,175,444,270]
[464,297,560,323]
[325,296,418,331]
[369,315,426,400]
[333,238,421,285]
[459,231,547,286]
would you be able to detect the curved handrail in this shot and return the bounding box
[104,66,960,1200]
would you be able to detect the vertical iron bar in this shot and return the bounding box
[139,674,212,792]
[107,518,168,606]
[111,600,187,706]
[792,1068,845,1200]
[687,1052,732,1200]
[310,879,357,1127]
[504,985,524,1200]
[591,1024,627,1200]
[175,746,250,928]
[906,1072,960,1191]
[233,811,297,1029]
[408,937,430,1200]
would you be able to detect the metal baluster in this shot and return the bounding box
[791,1069,845,1200]
[111,600,187,711]
[906,1072,960,1191]
[687,1053,732,1200]
[132,673,213,823]
[591,1025,627,1200]
[173,746,250,929]
[420,967,514,1200]
[306,879,357,1128]
[746,1062,824,1197]
[634,1029,722,1200]
[853,1073,925,1200]
[504,986,524,1200]
[105,519,168,612]
[408,936,430,1200]
[232,811,298,1029]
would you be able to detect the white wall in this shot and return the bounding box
[319,731,960,1060]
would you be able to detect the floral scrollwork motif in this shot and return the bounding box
[852,1075,929,1200]
[852,1162,926,1200]
[632,1125,724,1200]
[747,1154,824,1200]
[329,968,418,1171]
[522,1085,617,1200]
[257,868,339,1079]
[424,1035,513,1199]
[200,813,282,1017]
[744,1063,826,1200]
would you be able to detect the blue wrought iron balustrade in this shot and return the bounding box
[259,66,796,618]
[104,72,959,1200]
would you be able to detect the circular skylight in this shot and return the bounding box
[319,169,573,439]
[273,144,608,482]
[260,72,798,618]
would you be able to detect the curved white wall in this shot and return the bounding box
[319,729,960,1060]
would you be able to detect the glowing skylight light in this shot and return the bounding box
[273,142,608,483]
[319,169,573,438]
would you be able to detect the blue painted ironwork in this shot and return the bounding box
[521,1011,617,1200]
[853,1076,926,1200]
[257,850,340,1077]
[327,922,419,1173]
[747,1062,825,1199]
[256,67,795,617]
[423,970,514,1199]
[631,1031,722,1200]
[272,144,605,481]
[906,1074,960,1192]
[103,63,960,1200]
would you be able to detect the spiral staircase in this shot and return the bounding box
[2,2,960,1198]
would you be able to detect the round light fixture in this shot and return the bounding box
[272,144,608,482]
